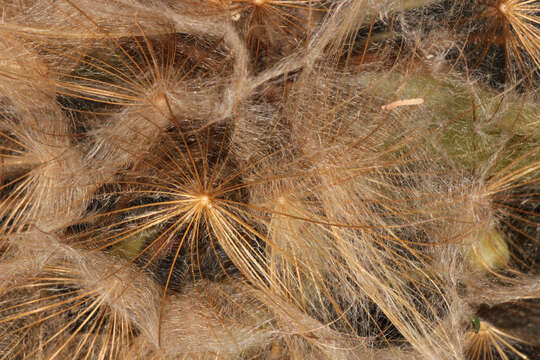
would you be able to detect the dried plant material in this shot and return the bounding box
[381,97,424,110]
[467,226,510,272]
[452,0,540,87]
[0,243,159,360]
[0,110,90,235]
[0,0,169,40]
[466,317,531,360]
[223,0,327,53]
[0,0,538,359]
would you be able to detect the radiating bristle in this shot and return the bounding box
[0,0,538,359]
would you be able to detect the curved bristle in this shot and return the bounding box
[0,0,538,359]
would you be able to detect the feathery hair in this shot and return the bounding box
[0,0,538,359]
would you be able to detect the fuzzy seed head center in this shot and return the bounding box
[197,194,212,208]
[477,320,488,335]
[498,2,508,15]
[152,92,169,113]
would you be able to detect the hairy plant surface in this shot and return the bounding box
[0,0,538,359]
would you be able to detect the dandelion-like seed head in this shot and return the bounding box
[0,1,538,358]
[195,193,213,209]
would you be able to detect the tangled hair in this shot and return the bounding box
[0,0,538,359]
